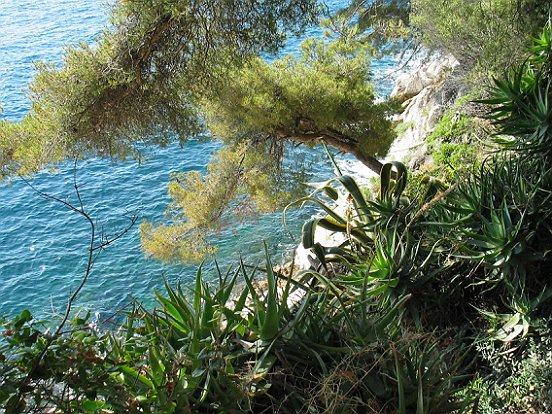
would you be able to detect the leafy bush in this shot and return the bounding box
[421,103,489,179]
[469,322,552,413]
[0,310,133,413]
[410,0,550,81]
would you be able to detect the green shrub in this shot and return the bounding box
[469,323,552,413]
[0,310,133,413]
[422,107,487,179]
[411,0,550,82]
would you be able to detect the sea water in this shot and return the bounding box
[0,0,397,318]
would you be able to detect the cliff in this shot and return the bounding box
[388,53,461,169]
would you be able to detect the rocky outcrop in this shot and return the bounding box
[387,54,461,169]
[391,55,459,102]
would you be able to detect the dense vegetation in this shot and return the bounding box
[2,0,549,261]
[2,0,552,412]
[0,0,396,261]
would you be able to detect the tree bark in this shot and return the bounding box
[348,150,384,175]
[276,127,384,175]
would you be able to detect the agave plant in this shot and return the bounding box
[110,244,316,412]
[481,22,552,157]
[288,161,410,266]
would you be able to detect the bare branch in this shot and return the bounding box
[16,160,138,391]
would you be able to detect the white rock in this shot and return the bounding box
[391,54,459,103]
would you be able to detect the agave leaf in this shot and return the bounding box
[240,259,262,319]
[163,280,193,322]
[394,347,406,414]
[119,365,154,389]
[279,290,311,336]
[155,294,183,320]
[260,243,280,341]
[252,339,277,377]
[311,242,328,269]
[332,175,372,218]
[501,323,525,342]
[284,196,347,226]
[316,217,348,232]
[193,264,203,314]
[380,162,407,203]
[501,313,521,332]
[233,281,250,314]
[148,345,166,385]
[199,288,215,336]
[277,270,292,321]
[417,367,425,414]
[324,186,340,201]
[215,267,240,304]
[302,218,321,249]
[307,270,362,337]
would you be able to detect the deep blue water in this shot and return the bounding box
[0,0,397,318]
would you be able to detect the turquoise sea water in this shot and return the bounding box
[0,0,397,318]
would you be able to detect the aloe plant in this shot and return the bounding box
[480,22,552,157]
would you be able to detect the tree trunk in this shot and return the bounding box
[350,151,384,175]
[278,128,385,175]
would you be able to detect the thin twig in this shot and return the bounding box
[16,160,138,390]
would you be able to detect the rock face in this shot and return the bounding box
[391,55,458,102]
[387,54,461,169]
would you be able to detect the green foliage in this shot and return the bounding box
[410,0,551,81]
[300,151,552,402]
[480,22,552,157]
[5,7,552,414]
[288,163,477,412]
[425,108,485,179]
[426,111,475,145]
[6,148,552,412]
[140,143,306,263]
[203,35,396,161]
[0,250,401,412]
[0,0,318,176]
[141,33,397,263]
[2,2,399,264]
[0,214,472,413]
[0,251,304,412]
[433,155,552,329]
[468,323,552,413]
[297,27,552,387]
[0,310,133,413]
[295,158,552,412]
